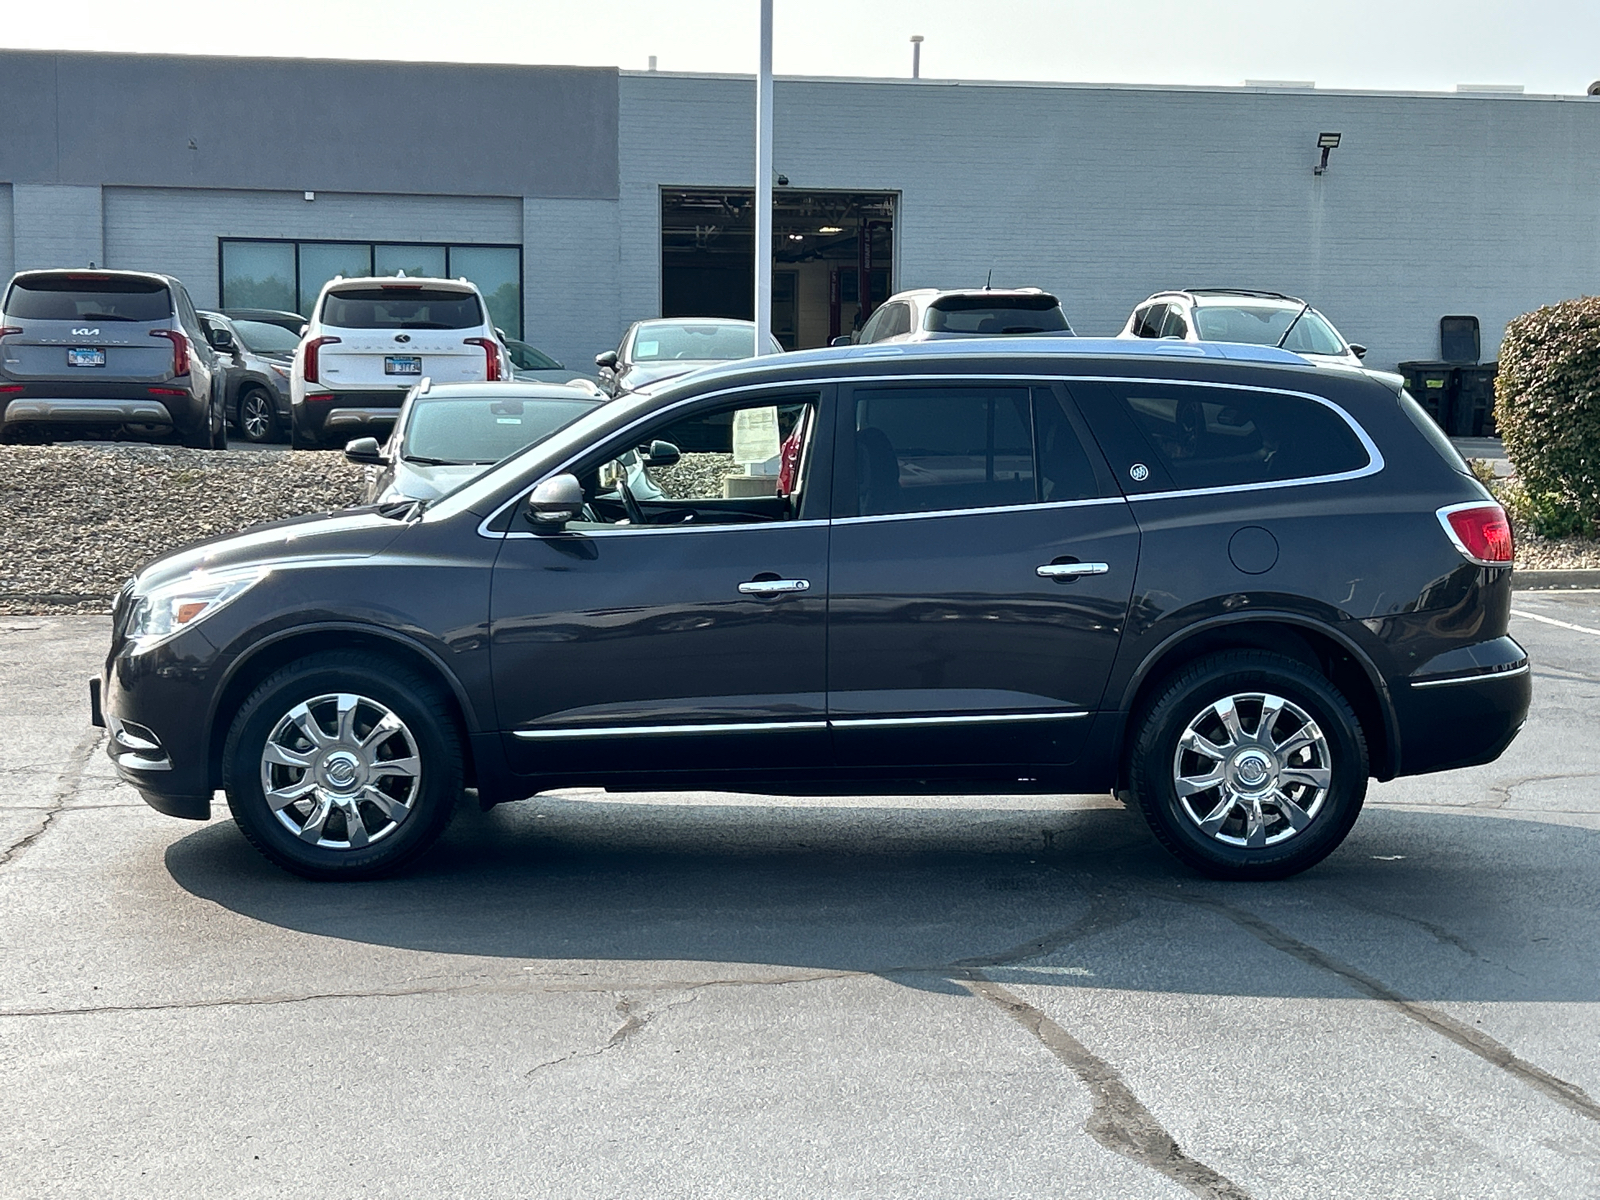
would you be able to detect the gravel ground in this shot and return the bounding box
[0,444,364,615]
[1511,530,1600,569]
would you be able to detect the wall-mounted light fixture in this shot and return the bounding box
[304,191,316,202]
[1314,132,1342,175]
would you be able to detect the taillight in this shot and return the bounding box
[466,337,502,382]
[303,335,341,384]
[0,326,21,339]
[149,329,190,377]
[1438,502,1514,565]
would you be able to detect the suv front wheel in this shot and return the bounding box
[222,652,462,879]
[1127,650,1368,880]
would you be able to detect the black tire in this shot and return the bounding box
[1127,650,1368,881]
[222,652,462,880]
[238,388,280,443]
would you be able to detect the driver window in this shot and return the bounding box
[574,395,819,529]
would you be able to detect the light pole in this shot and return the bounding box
[754,0,775,355]
[911,34,923,79]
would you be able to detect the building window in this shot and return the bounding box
[218,239,523,335]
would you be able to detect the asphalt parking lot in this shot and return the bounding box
[2,596,1599,1198]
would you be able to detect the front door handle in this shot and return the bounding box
[1036,562,1109,580]
[738,578,811,596]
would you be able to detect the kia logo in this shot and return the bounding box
[394,334,411,343]
[72,327,100,336]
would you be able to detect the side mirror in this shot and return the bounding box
[344,436,385,465]
[298,324,309,338]
[595,349,619,370]
[209,328,235,351]
[640,439,680,469]
[495,327,508,340]
[829,335,854,347]
[524,473,584,529]
[1349,343,1368,360]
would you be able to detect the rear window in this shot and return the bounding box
[5,275,172,323]
[924,294,1070,335]
[1111,383,1370,491]
[320,287,483,330]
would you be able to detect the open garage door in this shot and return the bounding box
[661,189,896,350]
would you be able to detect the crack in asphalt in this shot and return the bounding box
[950,890,1133,969]
[523,993,696,1078]
[0,727,103,870]
[1481,772,1600,811]
[1172,893,1600,1126]
[965,978,1254,1200]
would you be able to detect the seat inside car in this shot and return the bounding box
[856,427,903,515]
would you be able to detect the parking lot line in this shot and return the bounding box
[1512,608,1600,638]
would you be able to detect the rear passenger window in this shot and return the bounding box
[1111,384,1370,491]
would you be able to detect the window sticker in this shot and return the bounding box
[636,340,659,358]
[732,406,782,465]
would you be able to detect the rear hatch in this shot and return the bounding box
[312,284,491,390]
[1,273,178,383]
[922,291,1073,337]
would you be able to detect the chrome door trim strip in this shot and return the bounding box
[829,711,1089,729]
[514,719,827,740]
[476,371,1381,540]
[1408,663,1529,689]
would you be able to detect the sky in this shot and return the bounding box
[3,0,1597,96]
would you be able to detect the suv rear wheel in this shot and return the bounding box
[222,652,462,880]
[1127,650,1368,880]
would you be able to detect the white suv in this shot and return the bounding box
[1117,289,1366,368]
[290,276,511,449]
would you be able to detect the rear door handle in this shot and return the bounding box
[1036,562,1109,579]
[738,578,811,596]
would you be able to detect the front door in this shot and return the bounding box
[828,381,1138,771]
[490,387,832,781]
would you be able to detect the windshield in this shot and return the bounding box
[404,395,599,465]
[5,275,172,322]
[1193,304,1347,355]
[320,287,484,330]
[508,341,562,370]
[231,319,301,354]
[924,296,1071,334]
[631,323,761,362]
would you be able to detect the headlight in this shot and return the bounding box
[126,565,270,651]
[269,363,291,379]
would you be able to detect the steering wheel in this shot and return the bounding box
[618,475,646,525]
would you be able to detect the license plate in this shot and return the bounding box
[384,356,422,376]
[68,348,106,368]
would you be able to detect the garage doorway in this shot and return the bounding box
[661,189,896,350]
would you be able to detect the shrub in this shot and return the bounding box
[1495,296,1600,538]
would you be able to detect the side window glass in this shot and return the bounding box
[1160,306,1189,339]
[575,395,819,527]
[857,307,889,344]
[1113,384,1371,490]
[853,386,1034,516]
[882,303,911,339]
[1033,389,1103,503]
[1135,305,1166,338]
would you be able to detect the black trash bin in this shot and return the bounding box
[1454,362,1499,437]
[1397,361,1458,430]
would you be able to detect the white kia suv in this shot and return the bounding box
[290,276,511,449]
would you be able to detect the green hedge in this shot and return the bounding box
[1495,296,1600,538]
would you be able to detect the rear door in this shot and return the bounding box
[315,284,490,388]
[827,379,1139,770]
[1,274,176,383]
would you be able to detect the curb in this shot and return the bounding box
[1514,569,1600,590]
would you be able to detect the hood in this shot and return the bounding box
[621,360,723,391]
[382,460,491,504]
[132,507,408,595]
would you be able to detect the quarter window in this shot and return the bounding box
[1111,384,1370,490]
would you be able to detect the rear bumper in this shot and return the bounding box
[294,390,406,438]
[1,387,206,430]
[1392,652,1532,776]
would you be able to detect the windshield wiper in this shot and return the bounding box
[397,321,452,330]
[403,454,473,466]
[72,312,138,322]
[1275,302,1311,349]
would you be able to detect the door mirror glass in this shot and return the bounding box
[343,436,384,465]
[595,349,619,370]
[829,334,854,347]
[1349,343,1368,359]
[640,439,680,469]
[209,327,235,350]
[525,473,584,528]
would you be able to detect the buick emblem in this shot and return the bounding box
[395,334,411,343]
[1130,463,1150,482]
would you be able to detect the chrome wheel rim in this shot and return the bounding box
[1172,692,1331,848]
[242,392,272,440]
[259,693,422,850]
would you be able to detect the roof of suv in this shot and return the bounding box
[8,267,176,288]
[1157,289,1306,306]
[319,275,480,295]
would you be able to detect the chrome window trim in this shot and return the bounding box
[553,518,830,540]
[1409,663,1529,689]
[476,372,1382,540]
[835,496,1124,527]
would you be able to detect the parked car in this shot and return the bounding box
[834,287,1074,346]
[198,311,299,443]
[1119,289,1366,367]
[505,338,597,386]
[596,318,783,397]
[344,380,604,504]
[289,276,512,449]
[95,336,1528,883]
[0,269,227,448]
[222,308,309,338]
